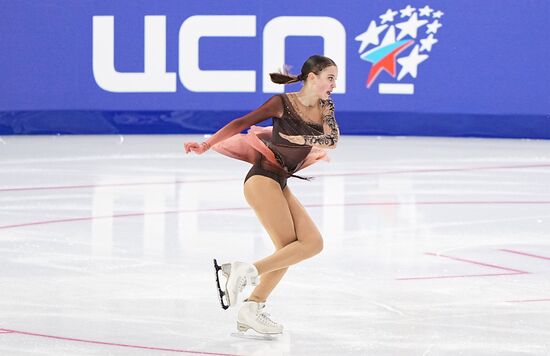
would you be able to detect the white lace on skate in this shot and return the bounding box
[237,271,259,292]
[237,276,247,292]
[225,262,259,307]
[256,304,279,328]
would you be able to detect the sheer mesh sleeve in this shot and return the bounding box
[301,99,339,148]
[205,95,283,147]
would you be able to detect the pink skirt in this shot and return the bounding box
[211,126,329,173]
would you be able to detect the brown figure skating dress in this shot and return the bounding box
[212,93,339,189]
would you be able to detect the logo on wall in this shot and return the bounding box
[355,5,443,95]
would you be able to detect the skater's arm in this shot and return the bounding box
[184,96,283,154]
[205,95,283,147]
[279,99,339,149]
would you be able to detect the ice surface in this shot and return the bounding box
[1,134,549,355]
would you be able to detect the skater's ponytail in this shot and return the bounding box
[269,55,337,85]
[269,72,303,85]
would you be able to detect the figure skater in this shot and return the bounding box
[184,55,339,335]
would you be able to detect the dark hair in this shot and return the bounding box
[269,55,337,85]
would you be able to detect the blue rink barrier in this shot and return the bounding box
[1,111,549,140]
[0,1,549,138]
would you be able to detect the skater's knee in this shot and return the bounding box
[312,237,324,256]
[303,236,323,258]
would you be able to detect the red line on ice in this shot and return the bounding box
[1,163,549,193]
[396,272,524,281]
[397,252,529,280]
[424,252,528,273]
[499,249,550,261]
[506,298,550,303]
[0,328,241,355]
[0,178,241,193]
[2,201,550,231]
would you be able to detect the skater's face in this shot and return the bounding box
[307,65,338,100]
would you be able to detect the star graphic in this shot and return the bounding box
[363,39,414,87]
[379,9,398,24]
[400,5,416,18]
[433,10,444,19]
[418,5,434,17]
[355,20,389,53]
[426,19,443,34]
[396,13,428,40]
[419,33,438,52]
[397,44,429,80]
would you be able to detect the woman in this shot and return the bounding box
[184,55,339,335]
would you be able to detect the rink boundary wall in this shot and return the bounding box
[1,111,548,139]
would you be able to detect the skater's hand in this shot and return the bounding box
[184,141,210,155]
[279,132,305,145]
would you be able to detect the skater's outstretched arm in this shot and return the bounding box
[184,96,283,155]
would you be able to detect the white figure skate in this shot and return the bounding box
[233,300,283,338]
[213,259,259,309]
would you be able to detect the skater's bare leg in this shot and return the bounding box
[247,267,288,302]
[244,176,296,302]
[253,186,323,275]
[243,176,323,301]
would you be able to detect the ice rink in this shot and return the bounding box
[1,134,549,356]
